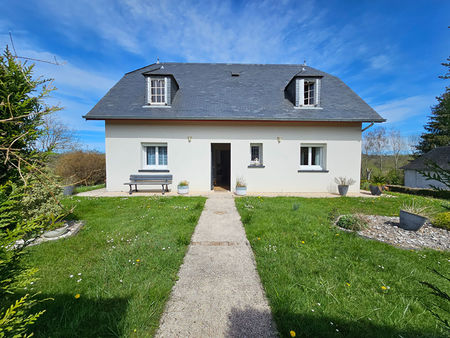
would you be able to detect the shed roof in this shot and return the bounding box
[401,146,450,170]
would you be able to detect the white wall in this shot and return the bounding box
[105,120,362,193]
[404,169,448,190]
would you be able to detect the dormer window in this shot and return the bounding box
[304,81,315,106]
[150,78,166,104]
[289,77,322,108]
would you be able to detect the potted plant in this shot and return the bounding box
[399,201,429,231]
[334,177,356,196]
[177,180,189,195]
[235,177,247,196]
[369,175,386,196]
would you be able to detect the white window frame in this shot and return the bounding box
[299,144,326,170]
[250,143,263,166]
[142,143,168,169]
[297,78,321,108]
[147,77,168,105]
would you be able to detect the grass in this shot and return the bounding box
[24,195,205,337]
[235,193,450,338]
[73,183,106,194]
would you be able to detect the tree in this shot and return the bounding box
[388,129,407,173]
[416,56,450,154]
[0,47,65,336]
[420,161,450,191]
[364,127,389,172]
[34,115,79,153]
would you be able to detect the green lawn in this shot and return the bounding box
[73,183,106,194]
[25,196,205,337]
[235,194,450,338]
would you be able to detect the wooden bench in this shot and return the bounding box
[124,174,173,195]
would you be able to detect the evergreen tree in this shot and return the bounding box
[416,57,450,154]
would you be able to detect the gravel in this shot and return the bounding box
[342,215,449,251]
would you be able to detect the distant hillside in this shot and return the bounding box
[361,154,413,184]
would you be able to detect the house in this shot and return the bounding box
[401,146,449,190]
[84,62,385,193]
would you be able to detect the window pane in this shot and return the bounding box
[147,147,156,165]
[158,146,167,165]
[301,147,308,165]
[312,147,321,165]
[251,146,260,161]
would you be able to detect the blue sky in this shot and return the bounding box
[1,0,449,152]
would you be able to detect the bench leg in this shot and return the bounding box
[135,184,138,192]
[129,184,132,195]
[161,184,165,195]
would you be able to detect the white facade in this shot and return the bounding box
[105,120,362,193]
[404,169,448,190]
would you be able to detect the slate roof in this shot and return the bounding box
[401,146,450,170]
[84,62,385,122]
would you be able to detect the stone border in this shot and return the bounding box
[13,220,85,249]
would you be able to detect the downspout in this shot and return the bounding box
[361,122,374,132]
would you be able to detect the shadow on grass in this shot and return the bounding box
[227,307,444,338]
[26,293,129,337]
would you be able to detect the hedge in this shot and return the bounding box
[387,185,450,199]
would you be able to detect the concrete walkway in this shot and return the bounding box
[155,192,277,337]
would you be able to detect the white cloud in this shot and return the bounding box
[374,95,433,124]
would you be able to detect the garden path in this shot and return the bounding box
[155,192,277,337]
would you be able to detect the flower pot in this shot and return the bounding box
[177,185,189,195]
[63,185,75,196]
[235,186,247,196]
[369,184,382,196]
[338,185,349,196]
[399,210,427,231]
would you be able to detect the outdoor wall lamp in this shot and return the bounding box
[277,137,282,143]
[187,136,192,143]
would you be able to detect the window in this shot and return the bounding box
[300,145,325,170]
[250,143,263,165]
[304,81,315,105]
[143,144,168,169]
[149,78,166,104]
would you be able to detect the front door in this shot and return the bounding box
[211,143,231,191]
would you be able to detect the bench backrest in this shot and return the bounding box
[129,174,173,182]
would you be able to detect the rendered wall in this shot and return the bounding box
[404,169,448,190]
[105,120,362,193]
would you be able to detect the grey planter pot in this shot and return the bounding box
[338,185,349,196]
[177,185,189,195]
[63,185,75,196]
[235,186,247,196]
[399,210,427,231]
[369,184,382,196]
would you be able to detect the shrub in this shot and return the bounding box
[336,214,368,231]
[387,185,450,200]
[178,180,189,187]
[55,151,105,186]
[386,170,404,185]
[432,212,450,230]
[371,174,387,186]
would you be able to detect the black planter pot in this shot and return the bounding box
[399,210,427,231]
[338,185,349,196]
[369,184,382,196]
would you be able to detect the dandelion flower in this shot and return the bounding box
[257,237,261,240]
[290,330,296,337]
[381,286,387,290]
[301,241,305,244]
[74,294,80,299]
[335,234,340,236]
[136,259,140,262]
[346,282,351,287]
